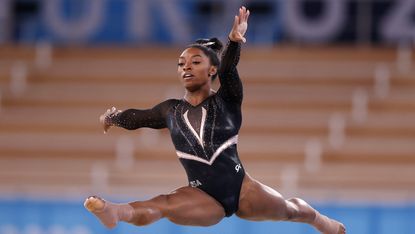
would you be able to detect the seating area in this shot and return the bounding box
[0,45,414,202]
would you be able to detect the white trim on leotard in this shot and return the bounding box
[183,107,207,148]
[176,135,238,165]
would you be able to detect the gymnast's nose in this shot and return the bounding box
[183,62,192,71]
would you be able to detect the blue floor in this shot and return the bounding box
[0,199,414,234]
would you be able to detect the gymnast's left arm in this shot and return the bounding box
[217,6,250,104]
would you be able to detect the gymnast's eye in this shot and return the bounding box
[178,62,184,67]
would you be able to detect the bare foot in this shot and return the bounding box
[84,196,105,212]
[84,196,118,229]
[313,212,346,234]
[326,219,346,234]
[337,222,346,234]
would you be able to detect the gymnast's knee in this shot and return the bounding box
[130,207,163,226]
[288,197,304,206]
[287,197,316,222]
[129,195,167,226]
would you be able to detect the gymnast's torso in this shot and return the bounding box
[110,41,245,216]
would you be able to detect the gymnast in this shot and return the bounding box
[84,6,346,234]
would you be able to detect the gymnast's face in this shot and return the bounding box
[178,47,217,92]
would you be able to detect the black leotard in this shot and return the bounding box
[109,40,245,217]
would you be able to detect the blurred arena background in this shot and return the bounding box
[0,0,414,233]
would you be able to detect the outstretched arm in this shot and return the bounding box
[99,100,174,133]
[229,6,249,44]
[217,6,250,104]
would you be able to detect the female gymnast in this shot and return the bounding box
[84,6,346,234]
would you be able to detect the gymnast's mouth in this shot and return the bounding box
[183,73,194,80]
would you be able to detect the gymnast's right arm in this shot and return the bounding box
[99,100,174,133]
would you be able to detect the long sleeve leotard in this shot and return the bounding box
[109,40,245,216]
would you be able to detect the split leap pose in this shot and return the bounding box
[85,7,345,234]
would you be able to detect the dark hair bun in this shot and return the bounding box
[195,37,223,54]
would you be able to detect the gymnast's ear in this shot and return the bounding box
[209,66,218,77]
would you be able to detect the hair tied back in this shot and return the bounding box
[202,41,215,46]
[194,38,223,55]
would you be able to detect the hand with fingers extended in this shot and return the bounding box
[99,107,122,134]
[229,6,250,43]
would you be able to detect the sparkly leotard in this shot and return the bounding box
[110,41,245,216]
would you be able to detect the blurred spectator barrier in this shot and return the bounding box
[1,199,415,234]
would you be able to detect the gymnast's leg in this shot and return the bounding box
[84,186,225,229]
[236,174,346,234]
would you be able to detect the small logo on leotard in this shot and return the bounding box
[190,180,202,187]
[235,164,242,172]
